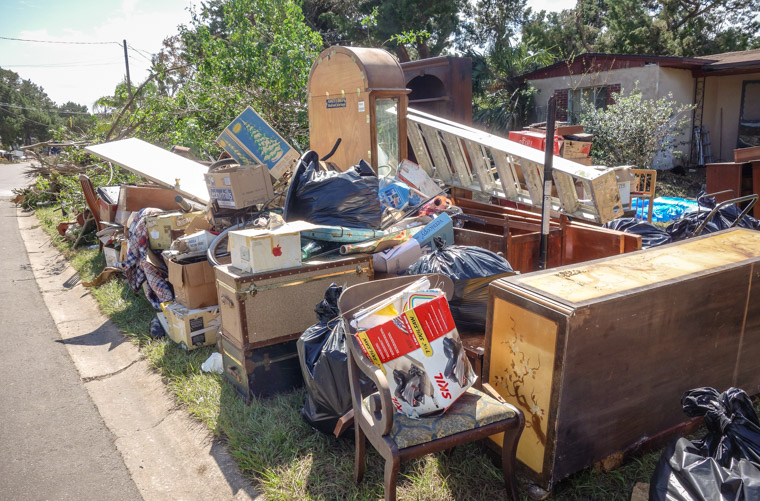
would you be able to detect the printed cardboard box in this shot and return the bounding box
[412,213,454,251]
[355,294,476,417]
[228,221,316,274]
[204,164,274,209]
[216,106,300,181]
[508,130,562,155]
[163,302,220,351]
[146,211,204,250]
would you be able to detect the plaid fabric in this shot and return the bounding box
[117,208,174,309]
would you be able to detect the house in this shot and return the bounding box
[521,49,760,169]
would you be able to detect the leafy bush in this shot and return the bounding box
[581,88,694,169]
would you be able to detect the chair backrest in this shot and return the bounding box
[78,174,103,231]
[631,169,657,196]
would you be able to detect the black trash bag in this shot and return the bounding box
[650,387,760,501]
[298,283,373,435]
[603,217,672,248]
[666,193,760,241]
[284,150,383,229]
[406,237,514,331]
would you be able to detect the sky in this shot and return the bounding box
[1,0,568,112]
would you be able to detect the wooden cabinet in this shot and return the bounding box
[307,46,409,172]
[484,228,760,489]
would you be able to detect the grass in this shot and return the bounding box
[34,205,684,500]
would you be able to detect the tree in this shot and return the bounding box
[581,88,694,169]
[523,0,760,58]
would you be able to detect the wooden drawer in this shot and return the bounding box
[484,228,760,490]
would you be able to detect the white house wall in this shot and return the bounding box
[528,65,695,169]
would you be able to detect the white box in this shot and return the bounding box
[372,239,422,274]
[228,221,316,274]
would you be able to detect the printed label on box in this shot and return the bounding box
[208,187,235,207]
[191,332,206,346]
[189,317,204,332]
[358,101,365,112]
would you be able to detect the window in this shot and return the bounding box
[568,86,608,124]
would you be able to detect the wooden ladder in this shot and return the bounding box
[406,108,623,224]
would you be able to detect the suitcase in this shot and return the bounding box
[219,332,302,402]
[215,255,373,349]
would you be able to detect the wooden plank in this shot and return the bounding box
[520,159,545,205]
[552,171,581,214]
[86,138,211,204]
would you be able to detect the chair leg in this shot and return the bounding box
[354,422,366,484]
[502,421,523,501]
[384,456,400,501]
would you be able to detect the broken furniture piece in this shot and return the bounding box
[307,46,409,173]
[630,168,657,222]
[484,228,760,491]
[405,107,624,224]
[86,138,212,204]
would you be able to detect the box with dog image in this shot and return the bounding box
[354,292,476,418]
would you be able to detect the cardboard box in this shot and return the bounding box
[561,140,592,159]
[204,164,274,209]
[228,221,315,274]
[146,211,204,250]
[216,106,300,181]
[396,159,443,197]
[508,131,562,155]
[412,213,454,251]
[167,258,218,309]
[355,293,476,417]
[372,239,422,274]
[172,230,215,255]
[163,302,220,351]
[115,185,182,225]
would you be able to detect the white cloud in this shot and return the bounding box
[4,0,194,110]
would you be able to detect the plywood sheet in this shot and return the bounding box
[513,229,760,303]
[86,138,210,204]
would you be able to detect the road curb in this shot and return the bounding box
[16,208,259,501]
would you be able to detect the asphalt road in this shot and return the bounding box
[0,177,142,498]
[0,160,34,197]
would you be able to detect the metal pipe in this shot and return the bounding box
[538,95,557,270]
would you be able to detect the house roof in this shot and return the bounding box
[694,48,760,70]
[522,49,760,81]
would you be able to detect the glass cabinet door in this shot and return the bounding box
[375,97,400,174]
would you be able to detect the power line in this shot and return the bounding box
[0,105,58,127]
[2,61,122,68]
[0,102,92,115]
[0,36,121,46]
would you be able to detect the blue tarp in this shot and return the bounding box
[631,197,701,223]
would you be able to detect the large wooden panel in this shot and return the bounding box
[487,300,562,474]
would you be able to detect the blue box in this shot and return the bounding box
[412,213,454,251]
[217,106,299,180]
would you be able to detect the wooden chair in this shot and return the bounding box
[631,169,657,223]
[79,174,105,251]
[346,334,525,501]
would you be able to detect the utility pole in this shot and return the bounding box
[122,39,132,99]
